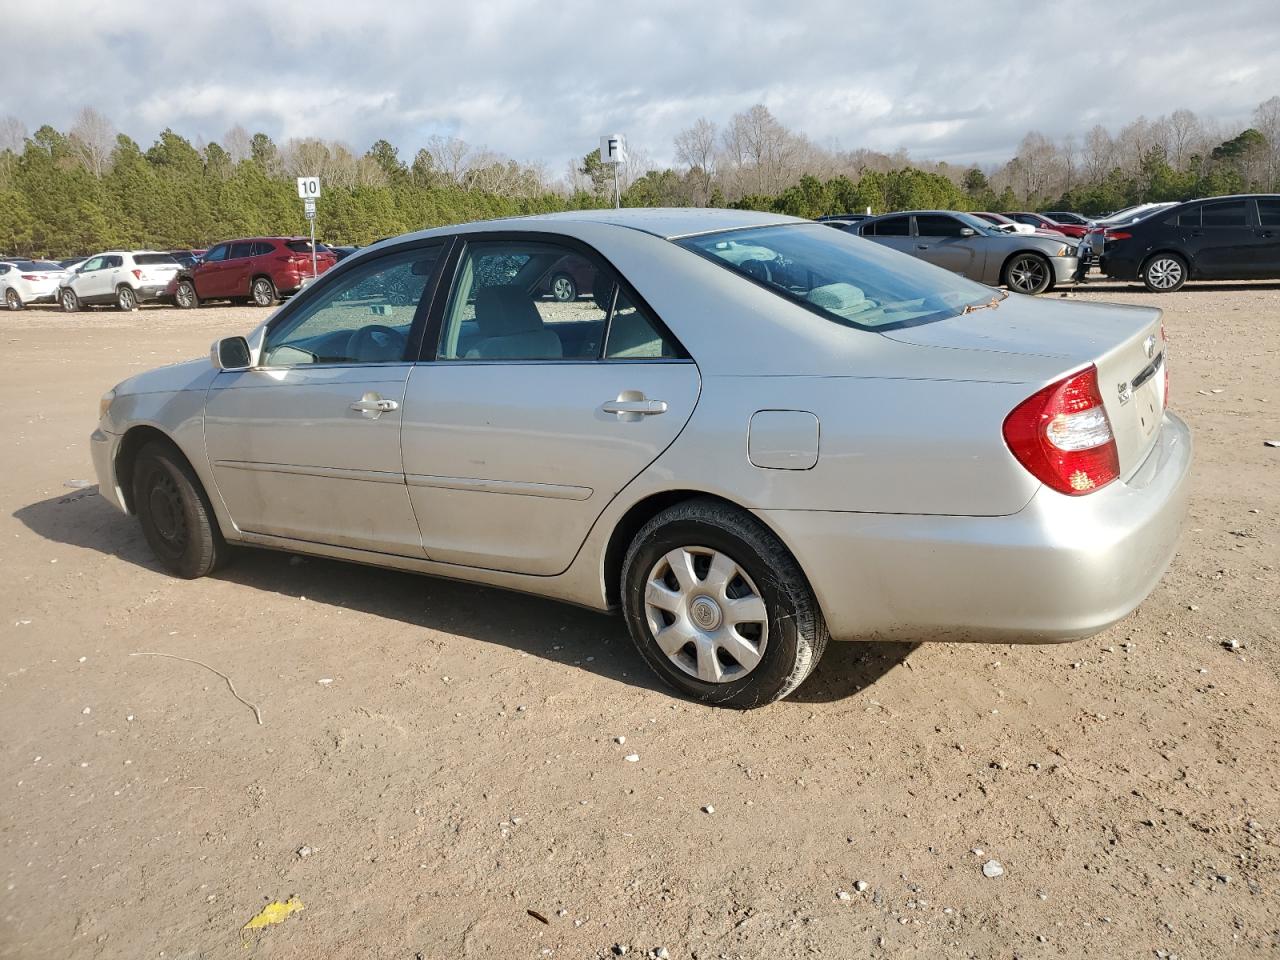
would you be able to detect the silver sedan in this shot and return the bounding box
[91,209,1190,707]
[856,210,1081,294]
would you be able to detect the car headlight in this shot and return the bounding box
[99,388,116,419]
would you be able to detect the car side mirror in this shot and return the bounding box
[211,336,252,371]
[959,227,976,237]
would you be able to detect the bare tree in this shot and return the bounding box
[67,107,116,176]
[222,125,252,163]
[1011,131,1059,200]
[425,135,471,184]
[1166,109,1201,170]
[720,104,804,198]
[1082,124,1115,182]
[674,118,718,205]
[0,115,26,153]
[1253,96,1280,187]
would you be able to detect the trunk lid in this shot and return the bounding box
[882,296,1167,477]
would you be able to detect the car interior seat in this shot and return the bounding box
[465,285,563,359]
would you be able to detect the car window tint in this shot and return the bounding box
[106,255,122,268]
[1257,198,1280,227]
[229,242,253,259]
[604,287,682,360]
[203,245,228,263]
[438,241,615,361]
[915,215,966,238]
[875,216,910,237]
[134,253,177,266]
[1201,200,1247,227]
[251,242,273,257]
[1175,207,1201,227]
[286,240,325,254]
[261,245,444,367]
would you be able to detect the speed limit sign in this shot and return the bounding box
[296,176,321,199]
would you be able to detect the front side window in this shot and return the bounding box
[915,214,967,238]
[1201,200,1248,227]
[261,244,444,366]
[679,223,994,331]
[79,256,105,272]
[873,216,911,237]
[202,244,229,263]
[439,240,670,361]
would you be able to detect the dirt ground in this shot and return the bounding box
[1,279,1277,960]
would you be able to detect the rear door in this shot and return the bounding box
[1253,197,1280,277]
[400,234,700,576]
[223,241,255,297]
[862,215,913,255]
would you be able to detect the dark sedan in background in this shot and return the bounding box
[1096,193,1280,291]
[856,210,1080,294]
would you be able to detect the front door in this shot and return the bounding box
[193,243,231,298]
[73,255,112,302]
[204,242,448,555]
[912,214,984,278]
[401,236,700,576]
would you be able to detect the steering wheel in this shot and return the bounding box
[345,324,407,363]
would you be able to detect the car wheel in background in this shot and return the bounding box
[174,280,199,309]
[1002,253,1053,295]
[1142,253,1188,293]
[5,288,23,311]
[550,272,577,302]
[131,441,230,579]
[60,289,80,312]
[251,276,277,307]
[621,498,829,708]
[116,285,138,311]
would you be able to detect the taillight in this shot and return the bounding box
[1003,365,1120,496]
[131,269,144,280]
[1107,231,1131,241]
[21,274,40,280]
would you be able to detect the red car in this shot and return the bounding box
[170,237,337,308]
[1003,212,1088,239]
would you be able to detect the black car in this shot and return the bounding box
[1096,194,1280,292]
[329,245,359,261]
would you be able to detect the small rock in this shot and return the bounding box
[612,945,629,956]
[971,848,984,856]
[316,678,334,685]
[615,736,626,745]
[701,805,714,814]
[1188,604,1199,611]
[854,880,869,893]
[654,949,670,960]
[982,859,1004,878]
[126,715,135,722]
[1264,439,1280,448]
[516,705,526,712]
[78,656,87,663]
[837,890,852,901]
[1222,638,1241,651]
[81,707,91,715]
[624,754,640,763]
[297,845,313,858]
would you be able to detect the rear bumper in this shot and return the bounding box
[90,428,127,513]
[1099,252,1142,280]
[135,284,172,303]
[761,412,1192,644]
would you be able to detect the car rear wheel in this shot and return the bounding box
[116,285,138,311]
[550,272,577,302]
[131,441,230,579]
[251,276,277,307]
[1142,253,1187,293]
[621,499,828,708]
[174,280,198,309]
[60,289,80,312]
[1003,253,1053,295]
[5,288,23,311]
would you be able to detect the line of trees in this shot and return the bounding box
[1,97,1277,258]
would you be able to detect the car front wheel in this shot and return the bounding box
[1003,253,1053,295]
[60,289,80,312]
[621,499,828,708]
[174,280,199,309]
[1142,253,1187,292]
[132,441,230,578]
[251,276,277,307]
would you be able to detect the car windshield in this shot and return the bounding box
[678,223,994,331]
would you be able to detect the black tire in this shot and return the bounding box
[174,279,199,309]
[60,288,80,312]
[251,276,277,307]
[549,272,577,302]
[1002,252,1053,295]
[621,498,828,708]
[131,441,230,579]
[116,285,138,311]
[4,288,23,311]
[1141,252,1188,293]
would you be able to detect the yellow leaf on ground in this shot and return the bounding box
[242,896,304,932]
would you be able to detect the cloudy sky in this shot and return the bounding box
[3,0,1278,170]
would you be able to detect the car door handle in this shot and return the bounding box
[350,394,398,418]
[602,397,667,421]
[1260,230,1276,239]
[916,244,930,250]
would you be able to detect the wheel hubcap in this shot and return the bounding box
[6,291,17,308]
[255,282,269,303]
[643,546,769,684]
[1148,259,1181,289]
[1010,258,1046,292]
[554,278,572,299]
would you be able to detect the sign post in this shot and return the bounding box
[296,177,322,279]
[599,134,627,209]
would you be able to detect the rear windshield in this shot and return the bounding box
[134,254,178,266]
[677,223,993,331]
[13,260,60,270]
[285,240,332,254]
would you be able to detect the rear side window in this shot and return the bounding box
[105,255,123,268]
[1257,198,1280,227]
[679,223,994,331]
[134,254,177,266]
[1174,207,1201,227]
[1201,200,1247,227]
[229,242,253,259]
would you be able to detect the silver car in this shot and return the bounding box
[857,210,1080,295]
[91,209,1191,708]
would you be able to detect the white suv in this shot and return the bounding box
[59,251,182,312]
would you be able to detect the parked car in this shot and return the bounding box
[856,210,1080,294]
[1002,212,1086,239]
[972,212,1036,234]
[168,249,206,269]
[1094,194,1280,292]
[170,237,338,308]
[58,251,182,311]
[1040,211,1093,227]
[535,252,595,301]
[816,213,872,223]
[329,245,359,261]
[0,259,65,309]
[91,208,1189,707]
